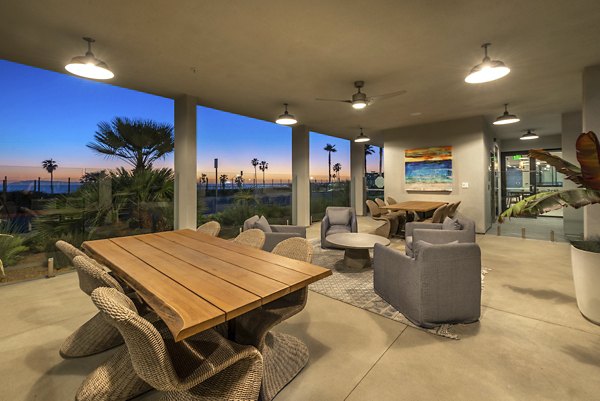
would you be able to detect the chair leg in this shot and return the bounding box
[76,347,152,401]
[60,312,123,358]
[235,288,309,401]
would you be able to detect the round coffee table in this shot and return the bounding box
[326,233,391,269]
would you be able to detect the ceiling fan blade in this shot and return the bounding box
[315,98,353,103]
[369,90,407,101]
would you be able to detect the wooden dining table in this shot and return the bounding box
[380,200,447,213]
[83,229,331,342]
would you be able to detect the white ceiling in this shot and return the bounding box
[1,0,600,145]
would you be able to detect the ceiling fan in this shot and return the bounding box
[316,81,406,110]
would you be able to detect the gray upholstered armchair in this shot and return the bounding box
[320,207,358,249]
[373,241,481,328]
[405,213,476,257]
[243,215,306,252]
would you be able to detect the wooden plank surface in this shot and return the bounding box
[380,201,448,212]
[83,239,225,341]
[83,229,331,342]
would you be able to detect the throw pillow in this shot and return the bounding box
[442,216,462,230]
[413,239,459,259]
[328,208,351,226]
[253,216,273,233]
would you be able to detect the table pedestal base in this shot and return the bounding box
[344,248,371,269]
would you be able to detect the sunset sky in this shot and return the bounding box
[0,60,380,183]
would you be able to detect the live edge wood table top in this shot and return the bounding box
[380,201,448,213]
[83,229,331,342]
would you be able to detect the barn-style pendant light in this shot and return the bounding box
[65,37,114,80]
[520,129,539,140]
[493,103,520,125]
[275,103,297,125]
[465,43,510,84]
[354,127,370,143]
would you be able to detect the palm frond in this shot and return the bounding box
[576,131,600,190]
[499,189,600,222]
[528,149,584,186]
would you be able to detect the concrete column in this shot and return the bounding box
[582,66,600,239]
[350,141,366,216]
[292,125,310,226]
[174,95,198,230]
[561,111,584,239]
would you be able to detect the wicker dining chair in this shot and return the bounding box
[233,229,266,249]
[197,221,221,237]
[385,196,397,205]
[78,287,263,401]
[447,201,462,218]
[60,255,125,358]
[233,239,313,401]
[365,200,392,238]
[272,237,313,263]
[55,240,87,261]
[424,204,449,223]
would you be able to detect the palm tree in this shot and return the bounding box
[259,161,269,188]
[333,162,342,182]
[87,117,174,171]
[364,144,375,174]
[41,159,58,194]
[219,174,228,190]
[251,158,259,188]
[324,143,337,184]
[378,147,383,175]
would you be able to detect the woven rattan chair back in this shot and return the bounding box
[385,196,397,205]
[73,255,124,296]
[272,237,313,263]
[233,229,266,249]
[56,240,86,261]
[375,198,387,208]
[431,204,448,223]
[366,200,382,217]
[197,221,221,237]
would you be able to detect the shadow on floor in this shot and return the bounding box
[504,285,576,304]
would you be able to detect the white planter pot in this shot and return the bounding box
[571,245,600,325]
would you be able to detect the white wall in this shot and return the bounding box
[562,111,584,239]
[383,116,489,233]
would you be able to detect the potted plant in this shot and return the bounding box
[500,131,600,324]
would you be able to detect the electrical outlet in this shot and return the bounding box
[461,182,469,189]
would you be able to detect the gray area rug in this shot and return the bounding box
[308,240,489,340]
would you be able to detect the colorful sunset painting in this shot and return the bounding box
[405,146,453,191]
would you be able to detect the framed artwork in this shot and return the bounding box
[405,146,453,191]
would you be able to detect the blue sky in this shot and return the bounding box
[0,59,380,182]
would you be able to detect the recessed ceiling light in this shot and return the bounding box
[410,112,422,116]
[520,129,539,140]
[465,43,510,84]
[275,103,297,125]
[354,127,370,143]
[493,103,520,125]
[65,37,114,80]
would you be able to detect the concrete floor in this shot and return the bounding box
[1,217,600,400]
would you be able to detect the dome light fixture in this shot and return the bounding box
[493,103,520,125]
[520,129,539,140]
[465,43,510,84]
[354,127,370,143]
[275,103,297,125]
[65,37,114,80]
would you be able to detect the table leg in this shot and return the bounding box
[234,288,309,401]
[344,248,371,269]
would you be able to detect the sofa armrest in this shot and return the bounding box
[405,222,442,236]
[264,232,303,252]
[413,228,475,244]
[271,225,306,237]
[350,213,358,233]
[321,215,330,238]
[373,244,420,314]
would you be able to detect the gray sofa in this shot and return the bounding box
[243,215,306,252]
[320,207,358,249]
[405,213,476,257]
[373,241,481,328]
